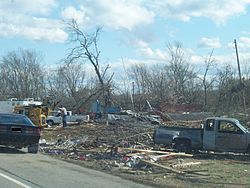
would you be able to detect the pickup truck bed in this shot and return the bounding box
[154,126,203,150]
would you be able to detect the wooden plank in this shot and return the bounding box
[172,162,201,168]
[118,147,193,157]
[140,159,183,174]
[184,171,209,176]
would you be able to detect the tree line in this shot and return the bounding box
[0,21,249,115]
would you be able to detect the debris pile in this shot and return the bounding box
[40,121,156,160]
[40,116,207,178]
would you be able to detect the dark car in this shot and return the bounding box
[0,113,41,153]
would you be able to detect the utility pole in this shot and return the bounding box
[131,82,135,111]
[132,82,135,96]
[234,39,247,114]
[234,39,242,81]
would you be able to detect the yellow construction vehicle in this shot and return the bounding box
[13,105,50,127]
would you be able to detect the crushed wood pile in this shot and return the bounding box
[39,115,208,178]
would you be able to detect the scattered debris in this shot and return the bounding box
[40,114,211,180]
[36,110,250,187]
[140,159,183,174]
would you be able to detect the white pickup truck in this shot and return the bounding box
[46,111,89,126]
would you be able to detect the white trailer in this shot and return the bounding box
[0,98,42,113]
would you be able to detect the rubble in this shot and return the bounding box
[40,113,209,181]
[39,112,250,187]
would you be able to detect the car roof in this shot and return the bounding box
[205,117,238,122]
[0,113,26,117]
[0,113,35,125]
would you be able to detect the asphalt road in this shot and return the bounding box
[0,147,152,188]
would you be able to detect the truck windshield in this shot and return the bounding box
[235,120,248,132]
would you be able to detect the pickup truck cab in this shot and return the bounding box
[154,117,250,154]
[46,111,89,126]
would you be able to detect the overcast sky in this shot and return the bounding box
[0,0,250,78]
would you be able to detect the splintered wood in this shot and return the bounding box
[41,121,208,177]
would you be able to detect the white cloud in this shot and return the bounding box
[134,39,149,48]
[0,0,57,15]
[122,38,150,50]
[239,37,250,48]
[61,6,88,25]
[213,53,240,68]
[110,58,161,74]
[144,0,250,25]
[137,46,168,60]
[227,37,250,51]
[240,52,250,62]
[190,55,204,65]
[62,0,155,30]
[198,37,221,48]
[139,47,154,57]
[0,22,67,43]
[0,1,67,43]
[155,49,167,60]
[60,0,250,31]
[138,45,198,63]
[242,31,250,35]
[1,0,249,46]
[190,52,236,67]
[0,14,67,43]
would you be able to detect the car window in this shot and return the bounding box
[205,119,215,131]
[218,121,241,133]
[0,115,33,125]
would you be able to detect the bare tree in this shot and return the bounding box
[214,65,235,114]
[58,61,85,99]
[0,49,45,99]
[129,63,175,111]
[127,42,199,111]
[65,19,114,110]
[129,64,148,94]
[47,68,67,99]
[148,65,171,103]
[46,60,87,110]
[165,42,197,104]
[202,49,216,111]
[129,64,149,111]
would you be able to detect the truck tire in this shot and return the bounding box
[174,140,192,154]
[47,120,54,126]
[28,143,39,154]
[76,119,82,125]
